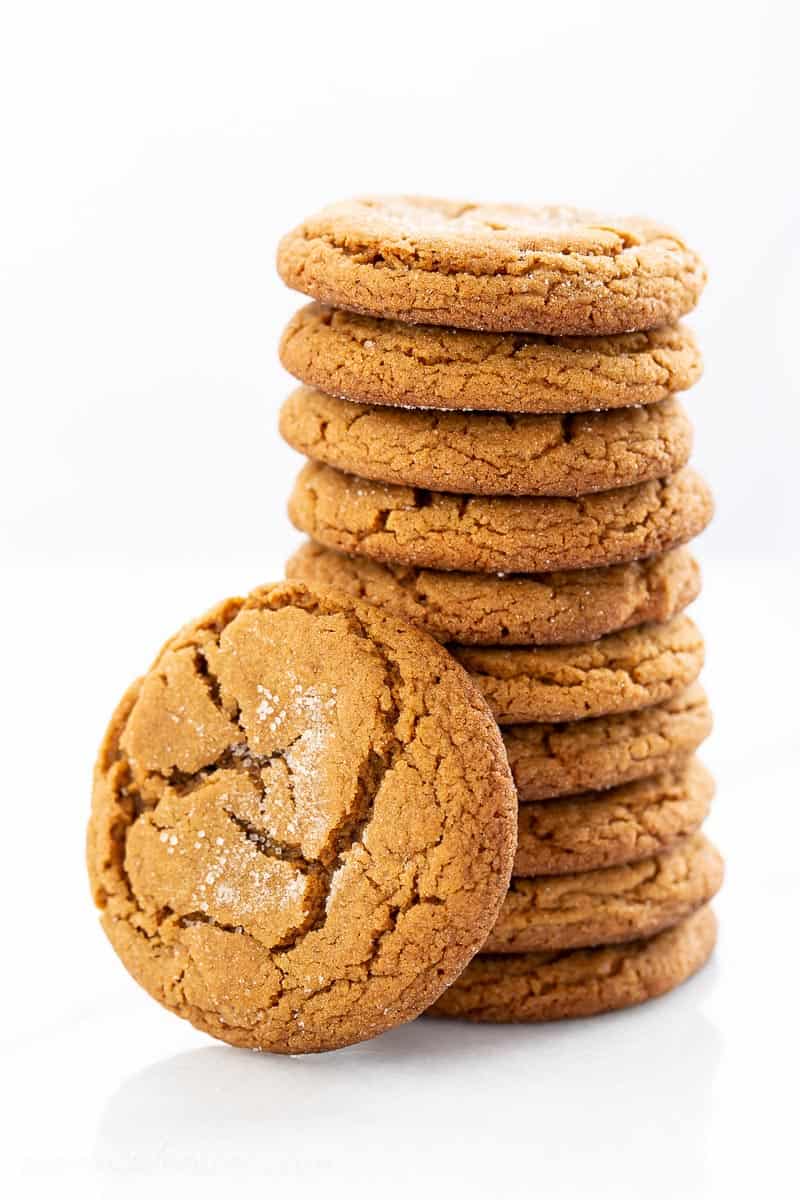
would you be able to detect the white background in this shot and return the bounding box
[1,1,798,1195]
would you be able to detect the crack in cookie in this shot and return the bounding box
[277,197,706,334]
[87,582,517,1053]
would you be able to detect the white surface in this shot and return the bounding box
[1,1,799,1195]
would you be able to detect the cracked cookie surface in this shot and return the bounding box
[86,582,517,1054]
[514,760,713,876]
[505,682,712,801]
[452,614,703,724]
[289,462,713,574]
[286,542,701,647]
[429,905,717,1022]
[280,388,693,497]
[280,304,703,413]
[276,197,706,334]
[485,833,723,953]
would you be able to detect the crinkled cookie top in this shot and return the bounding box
[87,582,516,1054]
[277,196,706,333]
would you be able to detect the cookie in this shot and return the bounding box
[288,462,713,575]
[428,905,717,1023]
[486,833,722,954]
[452,614,703,724]
[280,305,703,414]
[514,760,713,876]
[505,682,712,801]
[86,581,517,1054]
[286,542,701,647]
[280,388,693,497]
[276,197,706,334]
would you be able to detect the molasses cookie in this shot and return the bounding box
[486,833,722,953]
[280,305,702,414]
[286,542,701,647]
[453,614,703,724]
[276,197,706,334]
[429,905,717,1022]
[514,760,713,876]
[280,388,693,497]
[505,683,712,801]
[288,462,714,574]
[86,582,517,1054]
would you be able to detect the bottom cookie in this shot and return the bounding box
[428,905,717,1023]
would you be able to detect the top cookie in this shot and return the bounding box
[276,196,707,335]
[86,581,517,1054]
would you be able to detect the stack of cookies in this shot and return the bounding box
[277,196,723,1023]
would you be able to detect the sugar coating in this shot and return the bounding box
[86,581,518,1054]
[277,196,707,335]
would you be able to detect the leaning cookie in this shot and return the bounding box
[452,614,704,724]
[280,388,693,497]
[276,197,706,334]
[280,305,702,414]
[86,582,517,1054]
[286,542,701,647]
[485,833,723,953]
[289,463,713,575]
[514,760,714,876]
[428,906,717,1023]
[505,682,712,801]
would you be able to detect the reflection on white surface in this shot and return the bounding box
[95,971,721,1194]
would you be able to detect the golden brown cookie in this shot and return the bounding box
[280,305,703,413]
[86,582,517,1054]
[280,388,693,497]
[288,462,713,575]
[452,614,704,724]
[428,905,717,1023]
[276,197,707,334]
[505,682,712,801]
[485,833,723,953]
[514,760,713,876]
[286,542,701,647]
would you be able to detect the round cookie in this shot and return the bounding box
[286,542,702,647]
[452,614,704,724]
[288,463,713,575]
[428,906,717,1023]
[485,833,723,954]
[86,582,517,1054]
[280,388,693,497]
[276,197,707,334]
[280,305,703,414]
[505,682,712,802]
[514,760,713,876]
